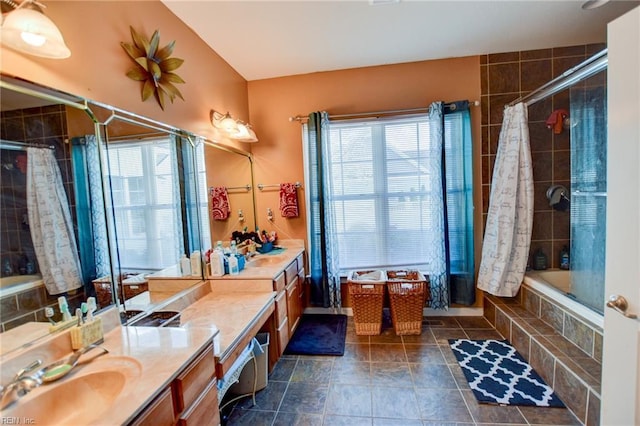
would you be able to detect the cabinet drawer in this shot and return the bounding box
[275,290,287,326]
[173,343,215,413]
[298,269,306,310]
[131,387,175,426]
[273,272,286,292]
[177,378,220,426]
[277,317,289,356]
[286,277,301,334]
[285,260,298,285]
[295,254,304,273]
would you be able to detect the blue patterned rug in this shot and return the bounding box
[449,339,565,407]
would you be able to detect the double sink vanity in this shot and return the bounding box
[0,241,306,426]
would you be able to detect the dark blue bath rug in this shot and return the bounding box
[284,314,347,356]
[448,339,565,407]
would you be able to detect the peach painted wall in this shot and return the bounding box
[248,57,483,300]
[0,0,249,148]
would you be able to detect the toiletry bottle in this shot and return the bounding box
[228,251,239,275]
[560,246,570,270]
[2,258,13,276]
[190,250,202,276]
[533,249,548,270]
[179,254,191,277]
[209,250,225,277]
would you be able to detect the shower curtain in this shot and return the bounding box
[27,147,83,295]
[478,102,534,297]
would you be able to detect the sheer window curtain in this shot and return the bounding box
[304,112,342,309]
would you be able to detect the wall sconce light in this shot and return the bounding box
[0,0,71,59]
[210,110,259,143]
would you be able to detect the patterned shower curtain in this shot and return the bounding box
[478,102,534,297]
[27,147,83,295]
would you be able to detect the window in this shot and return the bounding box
[107,138,184,270]
[324,113,472,274]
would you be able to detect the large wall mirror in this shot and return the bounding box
[0,74,256,356]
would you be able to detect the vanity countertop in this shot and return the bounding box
[0,243,305,424]
[209,240,305,281]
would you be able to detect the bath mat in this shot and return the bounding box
[448,339,565,407]
[284,314,347,356]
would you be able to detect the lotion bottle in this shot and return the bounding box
[179,254,191,276]
[209,250,225,277]
[190,250,202,276]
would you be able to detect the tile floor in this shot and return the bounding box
[222,315,582,426]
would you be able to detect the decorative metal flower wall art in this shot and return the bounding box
[121,26,185,110]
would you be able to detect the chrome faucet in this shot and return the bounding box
[0,359,43,410]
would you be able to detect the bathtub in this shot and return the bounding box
[0,274,44,299]
[523,269,603,330]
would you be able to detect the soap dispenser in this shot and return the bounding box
[533,249,548,271]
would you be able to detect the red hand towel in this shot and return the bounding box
[210,186,230,220]
[280,183,299,218]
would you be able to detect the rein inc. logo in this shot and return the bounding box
[0,417,35,424]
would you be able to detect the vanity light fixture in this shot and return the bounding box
[0,0,70,59]
[235,122,258,143]
[210,110,259,143]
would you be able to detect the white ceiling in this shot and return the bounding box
[162,0,638,81]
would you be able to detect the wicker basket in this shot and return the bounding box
[387,270,428,335]
[347,270,386,335]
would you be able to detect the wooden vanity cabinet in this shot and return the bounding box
[271,253,305,359]
[131,387,175,426]
[129,342,220,426]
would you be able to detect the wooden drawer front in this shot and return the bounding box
[275,290,287,326]
[286,278,301,334]
[277,317,289,356]
[174,343,215,413]
[285,260,298,285]
[295,254,304,273]
[298,269,306,311]
[131,387,175,426]
[177,378,220,426]
[273,272,286,292]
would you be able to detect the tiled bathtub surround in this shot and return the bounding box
[483,286,602,426]
[480,43,606,268]
[0,284,84,332]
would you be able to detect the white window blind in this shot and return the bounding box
[107,138,183,270]
[326,114,469,273]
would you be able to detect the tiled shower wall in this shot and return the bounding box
[0,104,80,331]
[480,43,606,268]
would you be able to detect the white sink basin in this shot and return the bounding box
[2,356,141,425]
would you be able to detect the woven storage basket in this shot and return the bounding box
[347,270,386,335]
[387,270,428,335]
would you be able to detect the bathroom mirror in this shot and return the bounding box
[0,75,105,355]
[0,74,257,353]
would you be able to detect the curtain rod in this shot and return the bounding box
[0,139,55,150]
[289,100,479,122]
[508,48,607,107]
